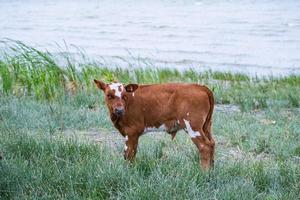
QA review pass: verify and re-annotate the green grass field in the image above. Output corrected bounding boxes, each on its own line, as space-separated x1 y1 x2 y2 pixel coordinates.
0 41 300 199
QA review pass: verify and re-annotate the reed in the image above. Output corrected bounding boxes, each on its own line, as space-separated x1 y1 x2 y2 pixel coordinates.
0 40 299 111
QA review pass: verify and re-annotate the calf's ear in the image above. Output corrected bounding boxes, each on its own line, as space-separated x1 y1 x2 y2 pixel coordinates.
94 79 106 91
125 83 138 92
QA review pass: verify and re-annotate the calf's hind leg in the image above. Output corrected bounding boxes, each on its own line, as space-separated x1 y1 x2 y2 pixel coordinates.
206 122 215 167
193 136 215 170
184 119 215 170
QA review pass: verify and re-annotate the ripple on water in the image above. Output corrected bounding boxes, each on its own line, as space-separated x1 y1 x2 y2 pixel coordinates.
0 0 299 76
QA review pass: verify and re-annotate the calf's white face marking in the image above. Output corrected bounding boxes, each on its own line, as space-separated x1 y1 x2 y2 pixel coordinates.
183 119 201 138
109 82 124 98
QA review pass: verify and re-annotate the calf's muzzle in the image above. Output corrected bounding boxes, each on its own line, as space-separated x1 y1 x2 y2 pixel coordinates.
114 106 124 116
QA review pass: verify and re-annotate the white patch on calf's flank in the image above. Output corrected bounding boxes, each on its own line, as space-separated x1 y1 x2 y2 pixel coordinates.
124 144 128 151
132 92 135 97
187 112 190 116
183 119 201 138
108 82 124 98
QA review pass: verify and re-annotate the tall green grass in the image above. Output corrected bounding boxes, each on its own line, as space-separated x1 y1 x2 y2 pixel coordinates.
0 40 299 111
0 96 299 199
1 40 299 199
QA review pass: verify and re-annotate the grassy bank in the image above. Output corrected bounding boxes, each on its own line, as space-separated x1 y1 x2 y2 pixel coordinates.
0 40 299 111
0 96 299 199
0 41 300 199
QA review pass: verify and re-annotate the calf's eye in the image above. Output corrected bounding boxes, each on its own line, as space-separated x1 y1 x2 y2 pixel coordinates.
107 94 113 99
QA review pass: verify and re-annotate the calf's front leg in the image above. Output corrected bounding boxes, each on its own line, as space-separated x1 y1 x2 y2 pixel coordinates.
124 134 139 161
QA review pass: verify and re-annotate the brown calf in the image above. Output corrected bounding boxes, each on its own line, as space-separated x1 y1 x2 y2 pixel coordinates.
94 80 215 170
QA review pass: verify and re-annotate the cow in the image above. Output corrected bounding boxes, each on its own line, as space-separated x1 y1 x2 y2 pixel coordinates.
94 80 215 170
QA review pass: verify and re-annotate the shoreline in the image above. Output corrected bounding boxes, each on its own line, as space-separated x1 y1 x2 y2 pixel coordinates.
0 41 299 111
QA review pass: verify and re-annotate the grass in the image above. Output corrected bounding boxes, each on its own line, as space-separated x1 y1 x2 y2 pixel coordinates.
0 40 300 199
0 96 299 199
0 40 299 111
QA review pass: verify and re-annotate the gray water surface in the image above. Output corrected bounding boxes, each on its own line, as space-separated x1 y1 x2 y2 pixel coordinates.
1 0 300 76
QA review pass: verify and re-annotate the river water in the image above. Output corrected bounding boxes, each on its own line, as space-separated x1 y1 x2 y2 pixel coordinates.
1 0 300 76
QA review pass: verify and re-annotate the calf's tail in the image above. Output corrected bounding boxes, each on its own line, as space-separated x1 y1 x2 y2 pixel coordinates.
201 86 214 141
